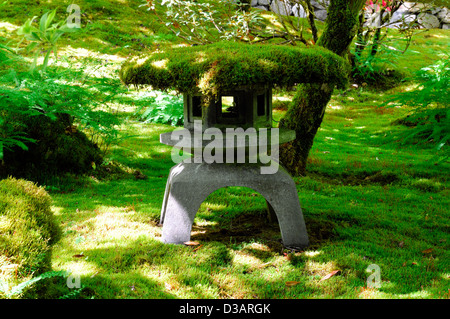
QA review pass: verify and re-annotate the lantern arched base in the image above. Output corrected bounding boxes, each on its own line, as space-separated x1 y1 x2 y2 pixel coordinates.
159 161 309 250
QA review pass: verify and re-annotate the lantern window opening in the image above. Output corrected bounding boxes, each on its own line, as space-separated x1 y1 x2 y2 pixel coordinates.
257 94 266 117
192 96 202 118
220 96 239 119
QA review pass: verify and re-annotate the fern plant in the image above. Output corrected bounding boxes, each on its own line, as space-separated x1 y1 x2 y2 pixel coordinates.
0 270 68 298
386 55 449 161
139 93 184 126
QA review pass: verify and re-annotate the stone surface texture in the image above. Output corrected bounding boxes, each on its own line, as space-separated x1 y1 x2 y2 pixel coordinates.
160 161 310 249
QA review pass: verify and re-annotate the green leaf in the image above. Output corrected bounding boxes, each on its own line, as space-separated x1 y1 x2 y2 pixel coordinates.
39 11 50 32
28 31 41 41
50 30 65 44
16 17 35 35
13 140 29 151
25 42 39 52
45 10 57 30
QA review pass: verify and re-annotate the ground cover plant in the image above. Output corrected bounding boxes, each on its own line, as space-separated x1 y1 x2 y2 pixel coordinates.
0 1 448 299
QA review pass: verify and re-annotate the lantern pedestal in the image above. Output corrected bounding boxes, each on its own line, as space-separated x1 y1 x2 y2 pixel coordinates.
159 161 309 250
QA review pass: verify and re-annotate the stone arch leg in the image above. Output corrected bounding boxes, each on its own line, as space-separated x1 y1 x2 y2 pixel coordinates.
160 162 309 249
261 172 309 249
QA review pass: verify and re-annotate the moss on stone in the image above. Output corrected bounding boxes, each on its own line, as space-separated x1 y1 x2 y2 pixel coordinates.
119 41 350 98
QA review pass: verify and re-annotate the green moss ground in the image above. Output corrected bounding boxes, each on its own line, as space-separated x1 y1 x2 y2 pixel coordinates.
0 1 448 299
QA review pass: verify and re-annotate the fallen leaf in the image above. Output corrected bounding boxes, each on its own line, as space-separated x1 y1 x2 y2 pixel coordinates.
72 254 85 258
193 244 203 252
422 248 433 254
184 241 200 246
320 270 340 282
285 281 301 287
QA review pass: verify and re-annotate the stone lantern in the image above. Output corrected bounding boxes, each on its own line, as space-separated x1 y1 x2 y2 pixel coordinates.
120 41 349 250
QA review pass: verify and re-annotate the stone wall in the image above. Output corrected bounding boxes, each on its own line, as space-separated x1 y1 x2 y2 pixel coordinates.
250 0 450 29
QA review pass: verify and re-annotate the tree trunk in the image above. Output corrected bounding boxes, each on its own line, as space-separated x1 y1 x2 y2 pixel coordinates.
279 0 365 176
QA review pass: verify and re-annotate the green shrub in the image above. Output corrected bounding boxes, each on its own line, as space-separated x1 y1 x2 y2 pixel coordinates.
138 92 184 126
386 56 449 160
0 110 103 179
1 10 123 180
0 177 61 283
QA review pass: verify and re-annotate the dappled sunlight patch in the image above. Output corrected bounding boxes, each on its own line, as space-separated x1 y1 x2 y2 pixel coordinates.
92 211 159 240
0 21 19 32
212 271 250 299
51 206 64 216
57 211 161 253
59 45 125 64
357 286 386 299
233 251 264 269
304 250 322 258
304 260 338 278
56 260 99 279
151 59 169 69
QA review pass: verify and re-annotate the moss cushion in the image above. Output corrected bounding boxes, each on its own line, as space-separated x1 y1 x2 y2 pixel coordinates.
119 41 350 96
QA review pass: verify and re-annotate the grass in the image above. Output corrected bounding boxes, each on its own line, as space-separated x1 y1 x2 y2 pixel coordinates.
1 1 449 299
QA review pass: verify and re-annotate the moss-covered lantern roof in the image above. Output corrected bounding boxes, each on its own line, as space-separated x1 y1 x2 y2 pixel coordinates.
119 41 350 96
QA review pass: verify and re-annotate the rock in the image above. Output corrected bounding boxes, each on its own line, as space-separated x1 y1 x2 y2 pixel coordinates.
249 0 449 29
401 2 428 13
310 0 326 10
417 13 440 28
270 0 292 16
442 24 450 29
437 8 450 24
314 9 328 21
258 0 270 5
365 11 383 27
254 5 268 11
292 4 306 18
388 14 417 28
430 7 442 15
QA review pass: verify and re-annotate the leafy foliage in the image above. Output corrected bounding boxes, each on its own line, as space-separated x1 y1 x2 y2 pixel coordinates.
142 0 264 45
0 10 124 179
352 0 419 86
139 93 184 126
1 270 68 298
387 56 449 159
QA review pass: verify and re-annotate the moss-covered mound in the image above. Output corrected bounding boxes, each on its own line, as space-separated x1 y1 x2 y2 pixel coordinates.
0 177 61 278
0 111 103 181
119 41 350 97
